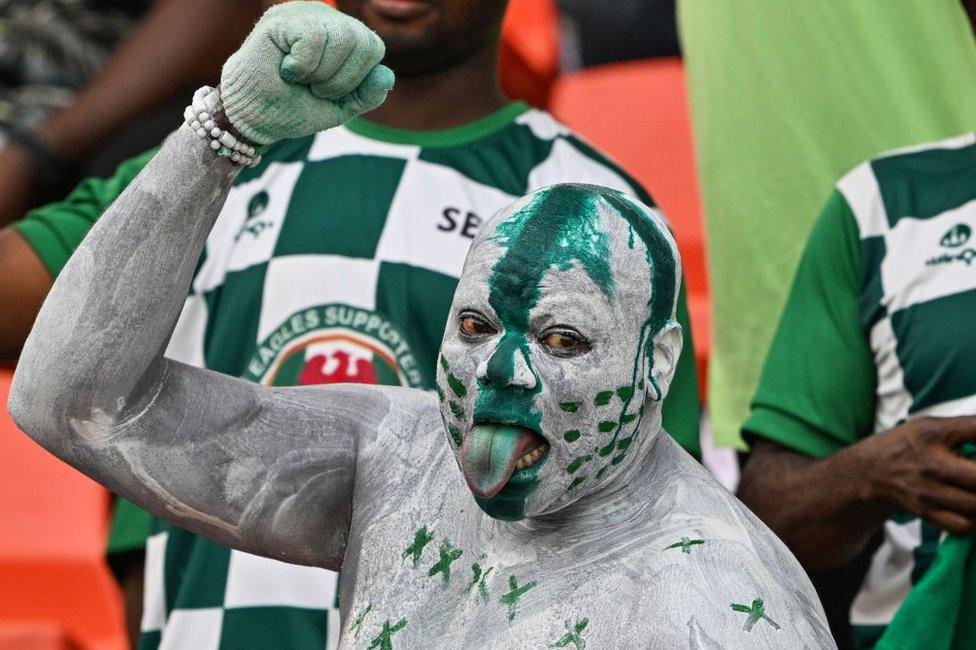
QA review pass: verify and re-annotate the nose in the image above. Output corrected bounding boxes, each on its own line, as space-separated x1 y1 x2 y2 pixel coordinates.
477 335 537 390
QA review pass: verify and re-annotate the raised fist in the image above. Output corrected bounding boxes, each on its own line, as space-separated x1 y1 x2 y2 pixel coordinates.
220 1 395 146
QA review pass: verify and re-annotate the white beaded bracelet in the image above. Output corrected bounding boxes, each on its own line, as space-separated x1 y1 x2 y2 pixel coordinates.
184 86 262 167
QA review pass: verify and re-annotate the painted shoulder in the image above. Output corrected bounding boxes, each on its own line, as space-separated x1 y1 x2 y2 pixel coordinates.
635 444 833 647
342 384 446 467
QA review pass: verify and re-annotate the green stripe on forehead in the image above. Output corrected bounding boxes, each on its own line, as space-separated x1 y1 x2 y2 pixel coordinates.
598 190 677 334
487 185 615 330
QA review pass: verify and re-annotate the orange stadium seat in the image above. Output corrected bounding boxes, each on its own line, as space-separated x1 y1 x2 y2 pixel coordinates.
0 369 126 650
499 0 561 107
549 58 711 398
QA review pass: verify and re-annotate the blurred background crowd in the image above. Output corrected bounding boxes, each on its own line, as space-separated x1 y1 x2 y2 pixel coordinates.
0 0 974 649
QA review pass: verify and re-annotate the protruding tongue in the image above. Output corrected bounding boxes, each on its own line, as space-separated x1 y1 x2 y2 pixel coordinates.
461 424 536 499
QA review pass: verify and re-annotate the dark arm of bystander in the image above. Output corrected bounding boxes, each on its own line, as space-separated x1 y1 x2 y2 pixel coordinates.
739 417 976 571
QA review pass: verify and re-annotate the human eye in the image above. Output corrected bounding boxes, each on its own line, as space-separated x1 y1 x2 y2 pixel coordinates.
458 310 497 340
539 326 591 358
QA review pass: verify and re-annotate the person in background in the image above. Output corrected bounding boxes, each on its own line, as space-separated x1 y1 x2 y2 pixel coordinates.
678 1 976 453
738 134 976 649
0 0 267 227
2 1 701 647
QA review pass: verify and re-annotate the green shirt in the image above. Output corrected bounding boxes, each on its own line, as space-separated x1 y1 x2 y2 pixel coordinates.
744 133 976 648
678 0 976 447
14 103 702 649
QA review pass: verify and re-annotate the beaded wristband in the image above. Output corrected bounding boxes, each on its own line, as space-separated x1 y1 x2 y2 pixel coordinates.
184 86 262 167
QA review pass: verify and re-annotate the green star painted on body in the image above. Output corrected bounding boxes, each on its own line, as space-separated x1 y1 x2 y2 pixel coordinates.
401 527 434 568
427 539 463 584
351 602 372 638
499 575 536 621
465 558 494 601
664 536 704 554
552 618 589 649
368 618 407 650
731 598 781 632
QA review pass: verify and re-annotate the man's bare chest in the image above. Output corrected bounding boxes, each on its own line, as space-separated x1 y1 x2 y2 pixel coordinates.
335 501 686 649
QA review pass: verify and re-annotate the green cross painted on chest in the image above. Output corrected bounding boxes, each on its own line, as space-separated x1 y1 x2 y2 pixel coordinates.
552 618 589 649
731 598 781 632
664 536 705 554
466 558 494 600
368 618 407 650
499 575 537 621
351 603 372 638
401 527 434 568
427 539 463 584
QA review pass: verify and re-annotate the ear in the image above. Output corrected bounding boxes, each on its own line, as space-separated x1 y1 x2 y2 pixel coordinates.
644 320 682 402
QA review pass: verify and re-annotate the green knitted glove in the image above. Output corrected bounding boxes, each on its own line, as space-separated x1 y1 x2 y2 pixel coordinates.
220 1 394 146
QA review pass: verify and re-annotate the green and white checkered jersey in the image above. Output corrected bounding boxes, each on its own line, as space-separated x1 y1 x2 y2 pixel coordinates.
140 102 702 650
743 132 976 649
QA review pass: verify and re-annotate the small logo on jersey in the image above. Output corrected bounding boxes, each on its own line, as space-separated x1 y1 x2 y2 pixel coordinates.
236 190 274 241
926 223 976 267
243 304 425 388
940 223 971 248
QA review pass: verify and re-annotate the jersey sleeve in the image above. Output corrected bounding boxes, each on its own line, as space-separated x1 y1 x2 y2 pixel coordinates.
11 148 158 277
742 189 877 458
106 497 153 556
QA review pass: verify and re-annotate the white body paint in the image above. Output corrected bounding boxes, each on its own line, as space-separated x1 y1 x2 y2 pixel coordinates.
8 123 833 648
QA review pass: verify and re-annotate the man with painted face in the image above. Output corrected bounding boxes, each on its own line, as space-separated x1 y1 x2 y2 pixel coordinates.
2 1 703 646
10 7 831 645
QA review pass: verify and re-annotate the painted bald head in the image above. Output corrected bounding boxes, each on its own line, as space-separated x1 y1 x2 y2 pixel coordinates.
436 183 683 521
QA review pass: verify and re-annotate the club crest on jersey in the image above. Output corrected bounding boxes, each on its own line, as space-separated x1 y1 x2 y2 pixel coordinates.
927 223 976 267
236 190 274 241
243 304 424 388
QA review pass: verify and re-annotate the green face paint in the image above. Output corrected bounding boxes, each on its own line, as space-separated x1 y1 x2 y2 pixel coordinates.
438 183 682 521
468 187 619 519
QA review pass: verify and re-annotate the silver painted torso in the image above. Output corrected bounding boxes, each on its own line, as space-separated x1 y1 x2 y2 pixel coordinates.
338 397 831 649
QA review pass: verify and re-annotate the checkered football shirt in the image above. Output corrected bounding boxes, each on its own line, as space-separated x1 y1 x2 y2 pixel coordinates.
744 132 976 649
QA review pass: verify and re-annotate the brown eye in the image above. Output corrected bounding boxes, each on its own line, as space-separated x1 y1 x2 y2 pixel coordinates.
540 328 591 357
459 312 496 338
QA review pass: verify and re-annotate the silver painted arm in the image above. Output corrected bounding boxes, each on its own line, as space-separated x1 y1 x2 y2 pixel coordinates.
7 125 401 569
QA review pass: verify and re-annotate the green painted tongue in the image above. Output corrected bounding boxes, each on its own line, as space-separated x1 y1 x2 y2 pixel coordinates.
461 424 526 499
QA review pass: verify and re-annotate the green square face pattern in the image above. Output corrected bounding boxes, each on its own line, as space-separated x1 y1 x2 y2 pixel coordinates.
203 263 268 377
219 607 329 650
891 287 976 413
375 262 459 388
165 528 232 611
273 156 407 259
